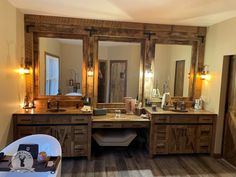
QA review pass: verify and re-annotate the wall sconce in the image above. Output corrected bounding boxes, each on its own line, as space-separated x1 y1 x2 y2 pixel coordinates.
145 69 153 78
200 65 211 80
18 66 30 75
87 55 93 77
87 67 94 77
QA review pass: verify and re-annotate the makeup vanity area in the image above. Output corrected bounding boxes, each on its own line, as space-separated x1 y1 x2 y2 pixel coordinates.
13 15 217 160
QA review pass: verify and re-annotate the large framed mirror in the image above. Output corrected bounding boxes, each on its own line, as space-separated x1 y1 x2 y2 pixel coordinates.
149 39 197 101
96 39 144 104
34 35 86 99
154 44 192 97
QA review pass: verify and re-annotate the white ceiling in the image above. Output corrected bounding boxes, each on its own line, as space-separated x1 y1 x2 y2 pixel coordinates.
8 0 236 26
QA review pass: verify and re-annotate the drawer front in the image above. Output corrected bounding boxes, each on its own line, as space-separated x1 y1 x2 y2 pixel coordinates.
49 115 71 124
199 116 213 123
153 115 169 123
154 125 168 141
93 122 122 128
170 115 198 123
155 140 168 154
16 115 33 124
32 115 50 124
71 116 89 124
73 144 88 156
72 126 88 144
122 122 149 128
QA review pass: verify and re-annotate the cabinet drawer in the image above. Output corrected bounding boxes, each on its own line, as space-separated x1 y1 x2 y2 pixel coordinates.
93 122 122 128
73 144 88 156
153 115 169 123
32 115 50 124
199 116 213 123
155 140 168 154
72 126 88 143
16 115 33 124
71 116 89 124
49 115 71 124
170 115 198 123
122 122 149 128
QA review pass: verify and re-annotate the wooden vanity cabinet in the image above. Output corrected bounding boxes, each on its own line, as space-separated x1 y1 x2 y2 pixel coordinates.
13 114 91 159
149 114 216 157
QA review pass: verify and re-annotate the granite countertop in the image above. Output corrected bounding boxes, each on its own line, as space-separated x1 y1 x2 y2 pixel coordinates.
13 107 93 115
92 113 150 122
144 107 217 116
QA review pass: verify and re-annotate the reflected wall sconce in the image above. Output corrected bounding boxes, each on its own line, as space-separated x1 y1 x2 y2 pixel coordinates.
200 65 211 80
87 55 93 77
145 69 153 78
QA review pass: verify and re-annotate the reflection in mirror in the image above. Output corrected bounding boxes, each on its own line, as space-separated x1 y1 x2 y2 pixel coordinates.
39 38 83 96
45 53 59 95
153 44 192 97
98 41 141 103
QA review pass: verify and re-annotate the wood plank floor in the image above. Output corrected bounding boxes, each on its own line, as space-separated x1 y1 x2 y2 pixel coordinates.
62 149 236 177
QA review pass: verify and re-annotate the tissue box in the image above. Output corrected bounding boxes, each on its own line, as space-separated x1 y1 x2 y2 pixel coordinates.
93 108 107 116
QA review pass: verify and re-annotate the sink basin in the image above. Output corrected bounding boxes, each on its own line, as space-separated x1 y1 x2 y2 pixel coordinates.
171 109 188 112
47 108 66 112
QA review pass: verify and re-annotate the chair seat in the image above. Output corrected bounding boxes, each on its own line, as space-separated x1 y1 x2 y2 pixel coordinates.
93 130 137 146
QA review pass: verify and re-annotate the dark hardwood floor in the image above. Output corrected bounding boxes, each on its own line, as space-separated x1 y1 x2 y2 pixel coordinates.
62 148 236 177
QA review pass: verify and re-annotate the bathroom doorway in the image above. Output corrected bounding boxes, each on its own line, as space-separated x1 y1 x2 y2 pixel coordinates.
223 55 236 166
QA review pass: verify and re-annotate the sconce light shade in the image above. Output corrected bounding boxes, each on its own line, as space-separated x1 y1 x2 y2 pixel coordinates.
200 65 211 80
87 67 94 77
18 66 30 75
145 69 153 78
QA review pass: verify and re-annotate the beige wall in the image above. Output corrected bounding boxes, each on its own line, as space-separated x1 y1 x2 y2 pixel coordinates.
60 43 83 94
0 0 25 148
203 17 236 154
154 44 191 96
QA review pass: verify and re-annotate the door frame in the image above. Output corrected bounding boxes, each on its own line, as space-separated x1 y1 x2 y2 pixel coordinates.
222 55 236 159
98 59 108 103
174 60 185 96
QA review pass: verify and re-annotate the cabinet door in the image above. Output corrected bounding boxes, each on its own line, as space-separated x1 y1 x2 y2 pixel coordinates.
16 126 36 139
168 125 197 154
197 125 212 153
36 126 52 135
52 126 72 157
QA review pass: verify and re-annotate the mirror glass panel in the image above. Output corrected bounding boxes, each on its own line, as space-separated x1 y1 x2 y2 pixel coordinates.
39 37 83 96
98 41 141 103
153 44 192 97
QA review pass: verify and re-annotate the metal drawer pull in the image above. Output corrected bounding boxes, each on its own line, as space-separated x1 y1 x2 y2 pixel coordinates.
74 132 85 135
74 118 85 121
156 143 165 147
103 124 112 127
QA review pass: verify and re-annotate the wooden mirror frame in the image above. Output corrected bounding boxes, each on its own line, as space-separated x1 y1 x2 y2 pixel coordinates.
32 33 88 100
24 14 206 103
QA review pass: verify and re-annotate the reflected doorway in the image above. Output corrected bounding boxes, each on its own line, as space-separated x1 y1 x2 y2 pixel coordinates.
223 55 236 166
109 60 127 102
174 60 185 96
98 60 108 103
